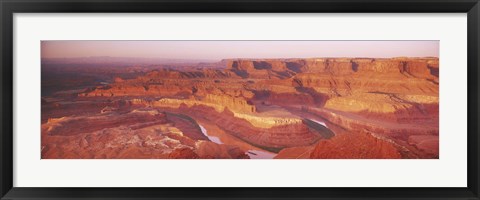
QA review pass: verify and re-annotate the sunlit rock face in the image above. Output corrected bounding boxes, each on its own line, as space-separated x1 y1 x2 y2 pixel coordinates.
308 131 403 159
42 108 248 159
42 57 439 159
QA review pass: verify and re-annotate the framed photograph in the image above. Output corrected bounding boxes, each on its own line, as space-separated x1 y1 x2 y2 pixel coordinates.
1 0 479 199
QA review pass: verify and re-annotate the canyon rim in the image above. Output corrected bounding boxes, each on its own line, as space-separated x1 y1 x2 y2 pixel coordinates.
41 41 439 159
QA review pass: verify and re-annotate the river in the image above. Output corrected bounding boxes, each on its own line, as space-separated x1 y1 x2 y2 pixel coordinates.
309 119 328 127
198 123 278 159
198 124 223 144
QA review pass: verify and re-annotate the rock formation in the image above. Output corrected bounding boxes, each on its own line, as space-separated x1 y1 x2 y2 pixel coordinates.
42 57 439 159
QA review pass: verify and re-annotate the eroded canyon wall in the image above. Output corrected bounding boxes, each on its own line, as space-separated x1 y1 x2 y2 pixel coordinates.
42 57 439 159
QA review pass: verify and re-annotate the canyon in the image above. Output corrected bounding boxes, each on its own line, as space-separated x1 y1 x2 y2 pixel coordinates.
42 57 439 159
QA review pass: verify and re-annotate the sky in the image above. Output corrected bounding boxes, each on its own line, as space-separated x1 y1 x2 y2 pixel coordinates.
41 41 439 60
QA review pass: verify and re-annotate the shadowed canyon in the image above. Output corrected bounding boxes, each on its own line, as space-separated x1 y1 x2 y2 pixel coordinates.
41 57 439 159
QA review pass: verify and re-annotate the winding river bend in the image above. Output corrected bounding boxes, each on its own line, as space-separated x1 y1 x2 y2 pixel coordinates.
171 109 335 159
303 118 335 139
198 124 223 144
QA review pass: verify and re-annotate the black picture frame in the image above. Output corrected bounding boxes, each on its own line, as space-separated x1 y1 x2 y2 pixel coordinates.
1 0 479 199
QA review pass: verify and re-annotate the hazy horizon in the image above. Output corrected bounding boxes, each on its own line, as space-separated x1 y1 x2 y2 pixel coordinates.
41 41 439 60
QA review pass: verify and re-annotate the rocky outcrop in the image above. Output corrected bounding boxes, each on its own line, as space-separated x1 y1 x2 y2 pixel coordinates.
41 108 250 159
44 109 168 136
309 131 402 159
195 141 249 159
275 131 403 159
226 59 294 79
149 94 256 114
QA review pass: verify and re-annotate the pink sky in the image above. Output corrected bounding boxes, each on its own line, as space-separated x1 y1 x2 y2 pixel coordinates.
41 41 439 60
